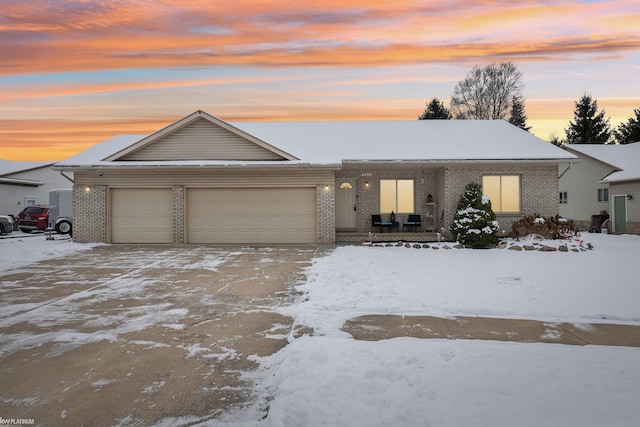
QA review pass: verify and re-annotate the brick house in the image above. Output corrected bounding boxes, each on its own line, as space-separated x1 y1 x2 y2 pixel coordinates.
54 110 576 244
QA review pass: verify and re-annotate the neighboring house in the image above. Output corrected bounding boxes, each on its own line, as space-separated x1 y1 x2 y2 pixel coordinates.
561 143 640 234
53 110 576 244
0 160 73 216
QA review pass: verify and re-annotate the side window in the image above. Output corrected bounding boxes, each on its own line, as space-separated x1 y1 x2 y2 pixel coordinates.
597 188 609 202
559 191 568 204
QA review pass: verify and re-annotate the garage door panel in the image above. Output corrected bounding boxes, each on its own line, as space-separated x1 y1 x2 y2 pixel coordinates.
111 188 173 244
187 188 316 244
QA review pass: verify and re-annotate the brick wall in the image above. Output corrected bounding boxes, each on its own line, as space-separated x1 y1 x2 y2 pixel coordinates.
336 168 440 232
317 184 336 244
443 164 558 235
73 184 107 243
336 164 558 237
173 186 185 244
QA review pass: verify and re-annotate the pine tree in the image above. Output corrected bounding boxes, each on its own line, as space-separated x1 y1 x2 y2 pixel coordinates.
450 182 499 248
508 96 532 132
564 94 613 144
418 98 452 120
548 133 564 146
616 107 640 144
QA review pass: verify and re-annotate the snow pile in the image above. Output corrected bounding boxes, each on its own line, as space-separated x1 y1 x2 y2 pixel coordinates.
0 233 103 271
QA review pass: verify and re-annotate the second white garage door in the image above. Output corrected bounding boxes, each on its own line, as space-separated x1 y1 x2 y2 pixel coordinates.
187 188 316 244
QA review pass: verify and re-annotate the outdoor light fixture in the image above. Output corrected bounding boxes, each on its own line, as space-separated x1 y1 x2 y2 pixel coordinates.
324 184 330 192
628 194 633 200
365 181 370 188
84 186 91 193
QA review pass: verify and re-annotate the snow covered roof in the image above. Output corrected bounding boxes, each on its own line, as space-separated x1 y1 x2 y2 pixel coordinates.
55 113 576 168
564 142 640 182
0 159 53 176
234 120 576 163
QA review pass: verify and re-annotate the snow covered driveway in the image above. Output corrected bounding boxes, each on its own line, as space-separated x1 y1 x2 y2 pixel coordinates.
0 242 316 426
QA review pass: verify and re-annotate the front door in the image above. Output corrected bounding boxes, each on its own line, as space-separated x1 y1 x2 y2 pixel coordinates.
613 195 627 233
335 179 357 230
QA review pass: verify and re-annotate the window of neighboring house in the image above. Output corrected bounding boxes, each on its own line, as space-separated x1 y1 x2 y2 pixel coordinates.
380 179 414 213
482 175 521 213
597 188 609 202
559 191 568 204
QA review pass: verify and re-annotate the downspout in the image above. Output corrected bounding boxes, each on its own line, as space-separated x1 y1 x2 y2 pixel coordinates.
59 171 74 184
558 162 572 179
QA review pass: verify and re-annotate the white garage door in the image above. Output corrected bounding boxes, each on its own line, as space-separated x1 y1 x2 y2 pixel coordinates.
187 188 316 244
111 188 173 243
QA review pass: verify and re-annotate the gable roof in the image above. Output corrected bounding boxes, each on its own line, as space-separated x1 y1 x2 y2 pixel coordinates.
105 110 298 162
564 142 640 182
55 111 576 169
0 160 52 186
0 160 53 176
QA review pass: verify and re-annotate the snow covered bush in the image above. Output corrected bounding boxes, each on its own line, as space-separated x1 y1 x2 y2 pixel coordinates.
509 214 580 240
450 182 499 248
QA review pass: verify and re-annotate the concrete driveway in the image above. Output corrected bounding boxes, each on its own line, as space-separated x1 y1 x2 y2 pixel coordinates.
0 244 318 426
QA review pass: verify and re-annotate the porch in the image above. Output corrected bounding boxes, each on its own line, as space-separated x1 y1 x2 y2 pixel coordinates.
336 231 441 243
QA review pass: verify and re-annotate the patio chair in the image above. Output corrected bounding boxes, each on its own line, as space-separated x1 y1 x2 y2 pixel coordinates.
371 214 392 232
402 214 422 232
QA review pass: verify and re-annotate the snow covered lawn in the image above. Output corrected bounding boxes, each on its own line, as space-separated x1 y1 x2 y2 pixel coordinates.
233 233 640 427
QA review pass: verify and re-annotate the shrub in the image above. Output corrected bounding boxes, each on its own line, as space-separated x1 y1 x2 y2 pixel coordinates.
508 214 580 240
450 182 499 248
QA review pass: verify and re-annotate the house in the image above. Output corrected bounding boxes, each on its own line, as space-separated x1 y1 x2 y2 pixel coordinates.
0 160 73 216
561 143 640 234
53 110 576 244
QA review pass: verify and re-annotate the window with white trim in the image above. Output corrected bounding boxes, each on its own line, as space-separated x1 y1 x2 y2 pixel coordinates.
597 188 609 202
380 179 414 213
482 175 521 213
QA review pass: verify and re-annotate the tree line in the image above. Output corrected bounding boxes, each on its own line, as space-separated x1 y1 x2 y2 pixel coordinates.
418 62 640 145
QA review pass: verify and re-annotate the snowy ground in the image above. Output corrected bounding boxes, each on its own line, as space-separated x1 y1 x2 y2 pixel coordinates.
2 232 640 426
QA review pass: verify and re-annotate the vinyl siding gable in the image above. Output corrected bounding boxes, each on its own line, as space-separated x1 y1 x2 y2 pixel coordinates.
121 118 285 161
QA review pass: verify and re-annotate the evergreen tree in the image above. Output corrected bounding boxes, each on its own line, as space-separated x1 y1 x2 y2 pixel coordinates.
508 96 532 132
450 182 499 249
616 107 640 144
418 98 452 120
548 133 564 146
564 94 613 144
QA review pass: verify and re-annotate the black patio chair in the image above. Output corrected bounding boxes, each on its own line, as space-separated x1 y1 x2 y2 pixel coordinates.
371 214 392 232
402 214 422 232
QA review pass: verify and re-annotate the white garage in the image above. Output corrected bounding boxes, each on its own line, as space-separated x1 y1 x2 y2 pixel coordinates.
110 188 173 243
187 187 316 244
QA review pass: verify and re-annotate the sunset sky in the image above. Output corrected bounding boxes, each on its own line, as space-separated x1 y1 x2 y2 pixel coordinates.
1 0 639 161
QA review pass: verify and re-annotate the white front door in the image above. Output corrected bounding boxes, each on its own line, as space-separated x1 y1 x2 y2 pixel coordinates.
335 179 357 230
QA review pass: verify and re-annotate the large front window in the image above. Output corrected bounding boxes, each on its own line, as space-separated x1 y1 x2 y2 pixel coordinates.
482 175 520 213
380 179 414 213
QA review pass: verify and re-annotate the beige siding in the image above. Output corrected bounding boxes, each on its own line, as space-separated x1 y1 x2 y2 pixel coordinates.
559 155 615 221
122 118 284 161
187 188 316 243
110 188 173 243
610 181 640 222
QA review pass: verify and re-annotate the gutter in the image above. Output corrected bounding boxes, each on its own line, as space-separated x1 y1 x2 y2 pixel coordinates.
59 171 74 183
558 162 572 179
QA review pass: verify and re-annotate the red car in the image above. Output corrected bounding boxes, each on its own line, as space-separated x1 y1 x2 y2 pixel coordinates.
17 206 49 233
